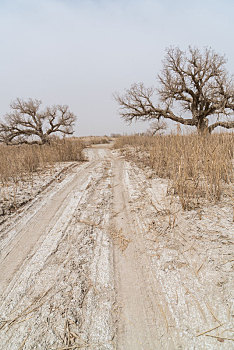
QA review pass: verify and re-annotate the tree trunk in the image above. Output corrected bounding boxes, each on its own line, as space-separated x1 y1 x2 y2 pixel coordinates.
197 118 209 135
40 135 50 144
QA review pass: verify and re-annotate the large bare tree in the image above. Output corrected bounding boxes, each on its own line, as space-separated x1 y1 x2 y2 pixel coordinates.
115 47 234 134
0 98 77 144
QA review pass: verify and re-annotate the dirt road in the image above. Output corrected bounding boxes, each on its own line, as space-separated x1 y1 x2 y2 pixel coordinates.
0 144 233 349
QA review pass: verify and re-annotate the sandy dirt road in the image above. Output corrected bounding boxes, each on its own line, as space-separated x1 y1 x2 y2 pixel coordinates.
0 144 233 349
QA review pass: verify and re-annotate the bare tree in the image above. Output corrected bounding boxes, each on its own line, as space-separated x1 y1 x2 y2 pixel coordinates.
0 98 77 144
115 47 234 134
146 120 167 136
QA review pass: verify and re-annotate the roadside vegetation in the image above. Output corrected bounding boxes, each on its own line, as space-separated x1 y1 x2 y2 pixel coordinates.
114 132 234 210
0 138 85 186
80 135 111 146
0 97 85 188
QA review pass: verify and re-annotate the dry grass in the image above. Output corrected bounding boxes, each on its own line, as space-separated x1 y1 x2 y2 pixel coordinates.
0 138 85 185
110 227 131 252
114 133 234 209
80 136 111 146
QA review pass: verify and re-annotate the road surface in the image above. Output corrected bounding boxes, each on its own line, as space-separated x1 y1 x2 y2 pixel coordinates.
0 144 233 349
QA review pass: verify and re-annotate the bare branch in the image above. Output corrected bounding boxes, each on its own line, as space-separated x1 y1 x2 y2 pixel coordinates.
0 99 77 144
208 120 234 133
115 46 234 134
146 120 167 135
115 83 194 126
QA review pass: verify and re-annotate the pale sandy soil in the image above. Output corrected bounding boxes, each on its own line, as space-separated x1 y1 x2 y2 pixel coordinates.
0 162 77 222
0 144 233 349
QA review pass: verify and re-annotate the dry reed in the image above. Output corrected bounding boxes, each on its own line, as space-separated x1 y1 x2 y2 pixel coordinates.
80 136 111 146
0 138 85 186
114 133 234 209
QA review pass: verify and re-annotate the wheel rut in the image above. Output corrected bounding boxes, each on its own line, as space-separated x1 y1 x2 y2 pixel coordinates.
111 157 178 349
0 144 232 350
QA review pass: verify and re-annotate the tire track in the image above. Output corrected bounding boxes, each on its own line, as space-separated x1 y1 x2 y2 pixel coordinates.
0 146 115 350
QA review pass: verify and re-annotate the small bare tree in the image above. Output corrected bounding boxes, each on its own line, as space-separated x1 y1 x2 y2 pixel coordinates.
146 120 167 135
115 47 234 134
0 98 77 144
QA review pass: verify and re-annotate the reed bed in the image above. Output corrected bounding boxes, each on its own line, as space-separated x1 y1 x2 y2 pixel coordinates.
115 133 234 209
80 136 111 146
0 138 85 185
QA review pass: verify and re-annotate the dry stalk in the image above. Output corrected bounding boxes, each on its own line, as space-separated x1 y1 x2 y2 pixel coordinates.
157 303 169 332
196 258 207 275
0 138 85 203
18 333 30 350
110 228 131 252
56 340 113 350
114 133 234 210
205 334 234 342
205 301 222 325
196 323 223 337
4 287 53 330
184 288 207 323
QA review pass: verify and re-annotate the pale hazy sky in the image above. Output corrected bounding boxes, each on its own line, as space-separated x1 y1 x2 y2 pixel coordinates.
0 0 233 136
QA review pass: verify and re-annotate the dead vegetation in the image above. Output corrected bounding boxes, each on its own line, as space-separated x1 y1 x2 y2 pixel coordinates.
0 138 85 216
80 136 111 146
114 133 234 209
109 226 131 252
0 138 85 185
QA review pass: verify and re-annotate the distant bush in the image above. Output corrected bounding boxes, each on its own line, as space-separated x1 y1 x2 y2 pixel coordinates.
80 136 111 146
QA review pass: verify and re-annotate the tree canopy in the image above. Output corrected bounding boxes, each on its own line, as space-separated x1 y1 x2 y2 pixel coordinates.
115 47 234 134
0 98 77 144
